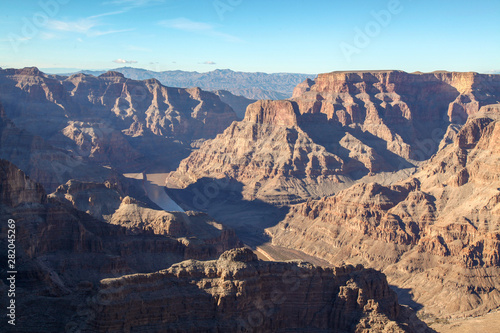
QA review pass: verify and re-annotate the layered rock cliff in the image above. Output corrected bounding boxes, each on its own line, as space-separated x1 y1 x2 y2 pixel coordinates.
0 160 432 332
267 109 500 318
167 71 500 205
72 248 429 333
167 99 353 205
0 159 241 332
0 67 237 172
49 178 239 254
0 102 123 192
294 71 500 125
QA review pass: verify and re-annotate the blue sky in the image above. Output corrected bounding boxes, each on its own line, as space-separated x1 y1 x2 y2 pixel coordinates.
0 0 499 74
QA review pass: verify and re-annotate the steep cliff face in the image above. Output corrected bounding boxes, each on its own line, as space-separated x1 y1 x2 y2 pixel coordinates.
61 72 236 139
213 89 257 120
0 102 123 192
0 161 431 332
267 110 500 318
0 68 237 173
1 159 241 276
167 71 500 205
296 71 500 125
0 156 46 207
0 68 236 140
49 178 240 256
61 121 142 164
72 248 427 333
0 160 241 332
167 99 353 205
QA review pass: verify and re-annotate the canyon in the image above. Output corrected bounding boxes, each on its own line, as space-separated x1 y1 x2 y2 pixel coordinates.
267 108 500 319
0 67 237 184
72 248 430 332
167 71 500 206
0 159 240 332
0 159 428 332
2 67 500 331
165 71 500 325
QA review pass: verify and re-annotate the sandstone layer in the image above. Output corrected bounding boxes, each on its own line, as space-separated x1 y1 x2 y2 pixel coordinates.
167 71 500 205
267 110 500 318
0 67 237 172
0 159 240 332
0 102 123 192
73 248 430 333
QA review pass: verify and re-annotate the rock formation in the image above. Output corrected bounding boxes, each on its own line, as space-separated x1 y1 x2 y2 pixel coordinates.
0 159 241 332
3 68 499 330
213 89 257 120
71 248 430 333
0 160 432 332
49 178 238 248
0 102 122 192
266 109 500 318
0 67 237 173
167 71 500 205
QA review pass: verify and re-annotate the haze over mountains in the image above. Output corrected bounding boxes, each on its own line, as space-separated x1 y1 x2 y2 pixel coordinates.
1 66 500 332
63 67 315 101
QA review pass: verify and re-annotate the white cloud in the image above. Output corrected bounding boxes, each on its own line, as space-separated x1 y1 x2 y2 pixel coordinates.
89 29 134 37
159 17 242 42
88 10 127 19
113 59 138 64
47 18 97 34
47 16 133 38
40 32 57 40
160 18 213 32
202 61 216 65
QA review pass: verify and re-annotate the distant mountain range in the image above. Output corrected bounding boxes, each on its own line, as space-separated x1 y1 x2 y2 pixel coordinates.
60 67 315 100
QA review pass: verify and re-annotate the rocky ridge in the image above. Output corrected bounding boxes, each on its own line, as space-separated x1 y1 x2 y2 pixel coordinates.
0 159 432 332
49 178 237 245
0 159 241 332
266 108 500 318
167 71 500 205
73 248 430 333
0 67 237 172
79 67 315 100
0 102 123 192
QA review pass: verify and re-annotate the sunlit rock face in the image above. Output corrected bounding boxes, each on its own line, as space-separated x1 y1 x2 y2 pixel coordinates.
0 67 238 179
267 109 500 318
167 71 500 205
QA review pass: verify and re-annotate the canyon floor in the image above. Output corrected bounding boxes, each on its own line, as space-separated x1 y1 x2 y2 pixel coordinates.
429 310 500 333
